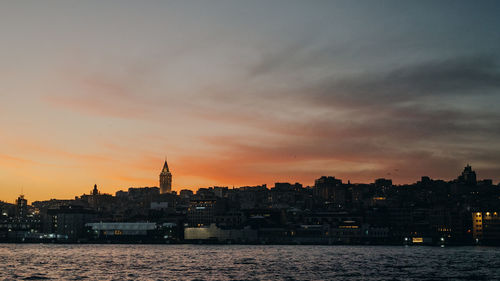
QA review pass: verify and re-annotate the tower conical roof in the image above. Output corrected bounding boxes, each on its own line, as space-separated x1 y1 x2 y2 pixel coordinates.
162 160 170 173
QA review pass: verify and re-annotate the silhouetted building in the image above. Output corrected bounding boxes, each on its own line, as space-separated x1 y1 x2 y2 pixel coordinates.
80 184 115 215
92 184 99 196
374 178 393 194
478 179 493 186
187 199 222 226
180 189 194 199
5 162 500 245
420 176 433 186
273 182 302 192
86 222 157 242
47 205 96 242
314 176 342 201
16 195 28 219
184 223 257 243
458 164 477 185
159 160 172 194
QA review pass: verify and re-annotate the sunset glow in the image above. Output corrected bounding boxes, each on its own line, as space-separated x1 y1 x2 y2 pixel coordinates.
1 1 500 202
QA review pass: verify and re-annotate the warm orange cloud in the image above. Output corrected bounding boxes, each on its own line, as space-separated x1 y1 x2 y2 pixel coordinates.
0 153 39 167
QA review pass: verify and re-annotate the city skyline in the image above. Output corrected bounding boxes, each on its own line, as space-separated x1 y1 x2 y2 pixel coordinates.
3 2 500 280
1 1 500 202
2 160 496 203
3 162 497 246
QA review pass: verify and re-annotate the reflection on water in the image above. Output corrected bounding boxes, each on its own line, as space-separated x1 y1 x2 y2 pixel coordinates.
1 244 500 280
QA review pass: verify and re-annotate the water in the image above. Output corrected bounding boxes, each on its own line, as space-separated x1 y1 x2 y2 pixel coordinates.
1 244 500 280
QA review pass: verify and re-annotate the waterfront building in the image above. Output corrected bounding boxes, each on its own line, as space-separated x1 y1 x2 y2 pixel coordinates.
187 199 220 227
184 223 257 243
86 222 156 238
47 205 96 241
4 164 500 245
473 211 500 245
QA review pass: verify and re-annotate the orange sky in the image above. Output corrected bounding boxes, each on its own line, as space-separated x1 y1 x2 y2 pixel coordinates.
1 1 500 203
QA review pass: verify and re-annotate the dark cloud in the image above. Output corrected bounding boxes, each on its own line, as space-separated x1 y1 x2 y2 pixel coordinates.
195 100 500 146
189 55 500 184
247 33 351 79
248 37 313 78
310 56 500 107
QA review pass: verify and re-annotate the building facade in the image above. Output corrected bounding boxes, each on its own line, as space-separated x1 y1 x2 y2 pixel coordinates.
473 211 500 245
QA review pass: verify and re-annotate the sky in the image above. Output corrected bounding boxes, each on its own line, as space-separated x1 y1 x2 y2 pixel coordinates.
1 1 500 202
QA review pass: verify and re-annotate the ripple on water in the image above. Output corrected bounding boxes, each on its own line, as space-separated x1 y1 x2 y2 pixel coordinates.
22 274 49 280
1 245 500 280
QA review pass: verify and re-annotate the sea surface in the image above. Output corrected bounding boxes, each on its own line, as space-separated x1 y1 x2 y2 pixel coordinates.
1 244 500 280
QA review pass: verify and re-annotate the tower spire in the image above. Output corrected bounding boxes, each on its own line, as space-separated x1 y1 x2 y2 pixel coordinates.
159 157 172 193
162 158 169 173
92 184 99 195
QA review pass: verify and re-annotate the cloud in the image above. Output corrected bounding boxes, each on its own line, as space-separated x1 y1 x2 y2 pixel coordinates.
175 134 469 185
44 94 148 119
42 63 176 120
194 97 500 146
37 53 500 188
247 31 325 78
309 56 500 107
0 153 39 167
180 55 500 185
201 54 500 145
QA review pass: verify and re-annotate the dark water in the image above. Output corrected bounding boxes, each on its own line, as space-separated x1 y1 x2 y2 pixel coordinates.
1 244 500 280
